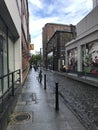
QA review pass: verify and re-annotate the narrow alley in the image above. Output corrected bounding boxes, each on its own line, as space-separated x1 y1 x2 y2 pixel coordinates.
7 68 86 130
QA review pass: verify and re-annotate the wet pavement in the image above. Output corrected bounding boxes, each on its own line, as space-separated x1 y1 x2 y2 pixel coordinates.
43 69 98 130
7 68 86 130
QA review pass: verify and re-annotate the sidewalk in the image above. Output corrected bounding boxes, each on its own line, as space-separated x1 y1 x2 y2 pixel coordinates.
7 69 86 130
52 70 98 87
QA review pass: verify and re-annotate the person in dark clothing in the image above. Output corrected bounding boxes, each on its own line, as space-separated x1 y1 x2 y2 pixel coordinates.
38 70 42 83
34 65 38 71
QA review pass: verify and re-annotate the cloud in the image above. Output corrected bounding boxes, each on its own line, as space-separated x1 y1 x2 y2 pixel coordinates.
28 0 42 9
28 0 92 53
29 16 59 53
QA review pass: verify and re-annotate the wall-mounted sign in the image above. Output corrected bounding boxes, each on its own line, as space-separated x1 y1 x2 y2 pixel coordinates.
29 44 34 50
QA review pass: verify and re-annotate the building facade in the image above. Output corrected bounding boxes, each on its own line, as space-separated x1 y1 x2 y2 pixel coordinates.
65 5 98 76
93 0 98 8
0 0 30 92
21 0 30 82
42 23 76 68
47 31 74 71
0 1 30 130
0 0 21 94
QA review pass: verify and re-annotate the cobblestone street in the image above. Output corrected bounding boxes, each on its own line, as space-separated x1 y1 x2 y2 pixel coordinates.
43 70 98 130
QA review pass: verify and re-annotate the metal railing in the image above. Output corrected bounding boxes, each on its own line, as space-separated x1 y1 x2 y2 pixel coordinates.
0 69 21 112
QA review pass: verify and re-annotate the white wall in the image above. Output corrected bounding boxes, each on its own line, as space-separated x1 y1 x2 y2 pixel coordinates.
65 5 98 72
93 0 98 8
76 6 98 38
4 0 22 71
14 39 22 71
4 0 21 35
8 38 14 72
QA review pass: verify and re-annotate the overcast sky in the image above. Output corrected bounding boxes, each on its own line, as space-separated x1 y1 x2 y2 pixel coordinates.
28 0 93 54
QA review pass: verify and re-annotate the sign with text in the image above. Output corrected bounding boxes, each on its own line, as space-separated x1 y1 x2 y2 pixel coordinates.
29 44 34 50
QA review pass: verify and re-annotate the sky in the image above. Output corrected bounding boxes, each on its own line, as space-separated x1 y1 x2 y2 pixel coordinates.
28 0 93 54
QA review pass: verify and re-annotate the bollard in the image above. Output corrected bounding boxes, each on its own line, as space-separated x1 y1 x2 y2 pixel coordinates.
55 82 59 111
44 74 46 90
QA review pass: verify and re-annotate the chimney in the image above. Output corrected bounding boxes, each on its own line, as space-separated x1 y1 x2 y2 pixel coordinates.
93 0 98 8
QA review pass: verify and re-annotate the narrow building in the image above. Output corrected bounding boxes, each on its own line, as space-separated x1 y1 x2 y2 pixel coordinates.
0 1 30 130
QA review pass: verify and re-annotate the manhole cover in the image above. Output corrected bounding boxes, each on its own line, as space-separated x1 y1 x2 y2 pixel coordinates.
13 112 31 123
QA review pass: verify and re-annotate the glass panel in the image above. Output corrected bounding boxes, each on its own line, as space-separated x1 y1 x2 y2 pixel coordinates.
82 42 98 74
8 37 14 72
0 36 3 95
0 18 8 93
3 77 8 93
3 39 8 93
68 48 77 72
0 36 3 77
0 79 2 97
3 38 7 75
8 31 15 89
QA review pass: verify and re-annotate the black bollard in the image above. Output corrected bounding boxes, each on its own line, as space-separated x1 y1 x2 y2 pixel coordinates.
55 82 59 111
44 74 46 90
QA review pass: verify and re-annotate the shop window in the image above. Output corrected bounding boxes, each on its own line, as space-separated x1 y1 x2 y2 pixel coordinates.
82 42 98 74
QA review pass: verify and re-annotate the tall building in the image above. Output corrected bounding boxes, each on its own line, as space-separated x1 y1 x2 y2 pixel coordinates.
42 23 76 68
65 5 98 75
21 0 30 82
0 1 30 130
93 0 98 8
0 0 21 78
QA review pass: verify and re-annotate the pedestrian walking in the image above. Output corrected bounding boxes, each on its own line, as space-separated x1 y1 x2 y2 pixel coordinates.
38 70 42 83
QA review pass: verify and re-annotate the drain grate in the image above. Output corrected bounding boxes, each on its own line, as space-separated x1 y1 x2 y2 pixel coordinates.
13 112 31 123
